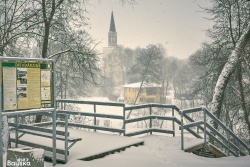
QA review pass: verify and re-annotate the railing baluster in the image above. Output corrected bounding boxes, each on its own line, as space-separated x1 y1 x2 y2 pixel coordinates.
172 108 175 137
52 109 57 166
65 114 69 163
94 104 96 132
15 115 18 148
227 129 230 156
123 105 126 136
181 111 184 150
203 108 207 145
150 105 152 135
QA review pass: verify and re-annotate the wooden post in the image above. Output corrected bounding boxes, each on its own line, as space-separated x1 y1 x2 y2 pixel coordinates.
172 108 175 137
181 111 184 150
150 106 152 135
0 82 2 167
52 59 57 166
21 115 25 124
123 105 126 136
227 129 230 156
15 115 18 148
94 104 96 132
64 114 69 163
197 126 199 134
203 108 207 145
52 110 57 166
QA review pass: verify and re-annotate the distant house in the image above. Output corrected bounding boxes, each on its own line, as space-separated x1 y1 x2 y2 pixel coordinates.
123 82 162 104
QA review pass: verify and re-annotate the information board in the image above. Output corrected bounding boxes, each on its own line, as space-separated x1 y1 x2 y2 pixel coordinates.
0 61 53 111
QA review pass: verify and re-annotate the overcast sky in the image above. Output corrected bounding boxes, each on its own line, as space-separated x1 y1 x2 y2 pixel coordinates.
86 0 213 59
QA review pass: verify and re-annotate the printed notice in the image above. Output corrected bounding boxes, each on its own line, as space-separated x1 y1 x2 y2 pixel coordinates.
17 68 28 109
3 67 17 110
41 68 52 108
1 61 53 111
41 87 51 100
41 70 51 87
27 68 41 109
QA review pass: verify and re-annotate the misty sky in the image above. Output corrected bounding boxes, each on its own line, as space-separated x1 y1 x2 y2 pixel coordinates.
86 0 213 59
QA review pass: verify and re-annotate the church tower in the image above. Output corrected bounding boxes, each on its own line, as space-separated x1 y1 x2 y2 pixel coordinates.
108 11 117 46
101 11 123 100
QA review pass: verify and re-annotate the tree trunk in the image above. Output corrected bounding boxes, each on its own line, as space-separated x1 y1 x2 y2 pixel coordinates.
42 22 50 58
211 24 250 129
237 64 250 140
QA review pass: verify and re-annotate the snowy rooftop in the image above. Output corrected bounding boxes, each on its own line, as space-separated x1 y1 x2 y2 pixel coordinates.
123 82 161 88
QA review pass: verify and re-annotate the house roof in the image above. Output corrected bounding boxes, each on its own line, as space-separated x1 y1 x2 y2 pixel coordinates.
123 82 161 88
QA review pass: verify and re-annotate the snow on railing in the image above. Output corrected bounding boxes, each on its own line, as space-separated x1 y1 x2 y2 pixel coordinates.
180 107 250 156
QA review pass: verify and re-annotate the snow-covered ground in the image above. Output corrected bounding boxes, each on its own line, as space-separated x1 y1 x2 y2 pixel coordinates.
4 97 250 167
42 134 249 167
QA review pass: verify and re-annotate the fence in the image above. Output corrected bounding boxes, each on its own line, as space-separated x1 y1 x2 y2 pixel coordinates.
56 99 125 134
6 100 250 162
56 100 186 137
180 107 250 156
124 104 181 136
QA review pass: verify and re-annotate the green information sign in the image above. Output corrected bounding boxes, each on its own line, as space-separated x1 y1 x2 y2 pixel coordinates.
0 61 53 111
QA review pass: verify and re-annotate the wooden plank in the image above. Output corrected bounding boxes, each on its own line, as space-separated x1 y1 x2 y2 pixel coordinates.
182 107 203 115
125 115 177 124
56 99 125 107
57 110 124 120
151 115 175 121
125 104 151 111
80 140 144 161
29 121 54 127
9 121 53 128
10 138 68 155
174 118 181 125
206 124 245 156
44 154 66 164
125 129 151 137
150 104 180 111
207 143 227 157
152 128 174 134
185 142 227 158
18 129 81 143
185 127 203 138
185 143 204 153
183 121 204 129
19 124 69 136
4 109 54 117
57 121 124 133
204 108 250 152
18 129 65 141
125 116 151 123
67 137 82 142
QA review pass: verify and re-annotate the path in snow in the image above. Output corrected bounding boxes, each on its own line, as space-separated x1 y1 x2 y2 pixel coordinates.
44 134 250 167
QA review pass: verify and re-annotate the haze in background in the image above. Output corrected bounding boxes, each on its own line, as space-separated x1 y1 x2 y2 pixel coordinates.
86 0 213 59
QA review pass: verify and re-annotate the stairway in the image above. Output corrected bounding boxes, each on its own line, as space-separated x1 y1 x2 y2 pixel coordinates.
180 107 250 157
184 142 227 158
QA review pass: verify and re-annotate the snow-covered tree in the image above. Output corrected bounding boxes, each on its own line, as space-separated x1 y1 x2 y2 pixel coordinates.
129 44 165 84
191 0 250 140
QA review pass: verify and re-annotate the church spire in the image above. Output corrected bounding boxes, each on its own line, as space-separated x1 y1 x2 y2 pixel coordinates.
109 11 116 32
108 11 117 46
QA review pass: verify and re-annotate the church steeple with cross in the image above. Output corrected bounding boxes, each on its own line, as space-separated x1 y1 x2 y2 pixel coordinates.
108 11 117 46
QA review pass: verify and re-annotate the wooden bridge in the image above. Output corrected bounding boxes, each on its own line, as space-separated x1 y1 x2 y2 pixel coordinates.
6 99 250 164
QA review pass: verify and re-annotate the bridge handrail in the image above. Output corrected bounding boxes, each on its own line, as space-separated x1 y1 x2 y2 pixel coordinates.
55 101 187 137
124 103 181 137
125 103 180 114
203 108 249 152
181 107 250 155
57 99 125 107
57 110 124 120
